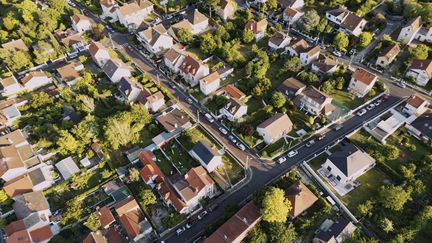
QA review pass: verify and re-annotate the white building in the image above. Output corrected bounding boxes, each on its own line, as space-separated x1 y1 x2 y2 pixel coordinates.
200 72 221 96
297 86 333 115
375 44 400 68
403 94 429 116
268 32 292 50
189 141 222 173
326 6 366 37
137 24 173 55
71 14 92 33
348 68 378 98
217 0 236 21
102 58 131 83
0 76 24 96
88 41 110 67
163 48 186 73
300 46 320 66
220 98 248 121
185 9 209 35
119 77 142 102
245 19 268 41
100 0 119 21
117 1 154 30
286 39 309 57
283 7 304 25
311 57 338 75
406 59 432 86
178 55 210 87
279 0 305 9
21 71 52 90
55 157 80 180
13 191 51 220
257 113 293 144
397 16 422 44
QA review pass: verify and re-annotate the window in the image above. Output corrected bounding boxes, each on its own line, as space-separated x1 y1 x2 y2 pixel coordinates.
381 60 384 64
336 175 341 181
327 166 332 171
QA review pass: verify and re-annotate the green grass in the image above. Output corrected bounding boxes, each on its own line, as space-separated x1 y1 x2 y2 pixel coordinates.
260 137 299 158
415 222 432 243
329 90 364 110
162 141 199 174
186 47 207 60
237 133 261 148
153 150 176 176
266 57 287 89
217 155 245 185
178 127 220 150
308 153 327 170
246 97 264 115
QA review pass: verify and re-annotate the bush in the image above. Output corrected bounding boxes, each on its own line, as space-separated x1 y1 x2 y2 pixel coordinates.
162 212 186 228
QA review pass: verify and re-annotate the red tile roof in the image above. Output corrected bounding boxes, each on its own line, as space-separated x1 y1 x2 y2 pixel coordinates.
139 151 164 182
29 225 53 242
407 94 427 108
352 68 377 85
119 209 145 240
285 181 318 218
97 207 115 229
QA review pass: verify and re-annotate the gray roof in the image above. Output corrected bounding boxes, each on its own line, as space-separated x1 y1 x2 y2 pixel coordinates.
13 191 49 219
277 77 306 97
28 168 45 185
410 111 432 139
327 143 375 177
315 218 354 242
190 141 219 165
103 59 126 78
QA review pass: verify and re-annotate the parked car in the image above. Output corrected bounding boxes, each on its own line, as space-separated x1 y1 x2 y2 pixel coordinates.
228 135 237 144
176 227 186 235
205 113 214 123
395 81 406 88
317 134 325 140
128 45 134 51
236 142 246 151
197 210 208 220
208 204 219 212
333 124 343 131
306 139 315 147
277 156 287 164
374 99 382 106
287 150 298 157
356 108 367 116
219 127 228 135
169 82 176 89
332 50 342 57
187 98 193 104
366 104 375 110
185 223 191 229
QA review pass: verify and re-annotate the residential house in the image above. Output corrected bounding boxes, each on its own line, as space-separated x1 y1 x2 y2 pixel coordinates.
245 19 268 41
416 26 432 43
4 214 56 243
376 44 400 68
403 94 428 116
139 151 164 186
1 39 29 52
397 16 422 44
277 77 306 98
179 55 210 87
285 181 318 218
214 84 246 100
156 108 191 133
311 57 338 75
21 71 52 90
405 111 432 145
300 46 320 66
0 130 41 182
13 191 51 220
297 86 333 115
89 41 110 67
136 89 166 112
97 207 116 229
220 97 248 121
168 9 209 39
321 143 375 186
100 0 119 21
217 0 236 21
189 141 222 173
286 39 309 56
326 6 367 36
313 218 357 243
0 76 24 96
283 7 304 25
56 60 84 86
0 98 26 128
71 14 93 33
348 68 378 98
406 59 432 86
204 202 261 243
55 29 87 52
119 77 142 102
55 157 80 180
278 0 305 9
114 197 154 242
163 48 186 73
257 113 293 144
103 58 131 83
200 72 221 95
83 231 107 243
137 24 174 55
117 1 154 30
171 166 216 212
268 32 292 50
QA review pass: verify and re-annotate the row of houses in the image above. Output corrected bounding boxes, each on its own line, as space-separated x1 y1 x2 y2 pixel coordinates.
99 0 155 30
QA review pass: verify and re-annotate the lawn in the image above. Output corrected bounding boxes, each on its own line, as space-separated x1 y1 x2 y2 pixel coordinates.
236 132 261 148
266 57 288 89
153 150 176 176
308 153 327 170
178 126 221 150
246 97 264 115
260 137 299 158
329 90 364 110
217 155 245 185
162 141 199 175
186 47 208 60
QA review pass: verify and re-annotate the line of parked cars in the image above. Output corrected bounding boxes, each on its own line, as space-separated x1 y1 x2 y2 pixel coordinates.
356 96 385 117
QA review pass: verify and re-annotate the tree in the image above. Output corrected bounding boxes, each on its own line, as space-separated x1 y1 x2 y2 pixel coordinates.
379 217 394 233
283 56 301 73
71 172 92 190
0 190 9 203
400 163 416 180
129 168 140 182
268 222 297 243
261 187 291 223
384 144 399 160
334 32 349 52
308 116 315 125
200 33 216 54
378 185 411 211
61 198 84 225
56 130 79 156
243 29 255 43
408 44 429 60
296 10 320 33
335 77 345 90
271 92 286 109
85 213 101 231
359 32 373 47
267 0 277 10
239 124 254 136
247 226 267 243
357 200 374 217
177 28 193 44
139 188 157 207
203 0 218 17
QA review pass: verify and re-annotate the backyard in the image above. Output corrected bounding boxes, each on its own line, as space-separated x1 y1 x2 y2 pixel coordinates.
161 140 199 175
216 155 245 185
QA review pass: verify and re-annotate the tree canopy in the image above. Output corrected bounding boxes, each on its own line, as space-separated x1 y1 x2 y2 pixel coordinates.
260 187 291 223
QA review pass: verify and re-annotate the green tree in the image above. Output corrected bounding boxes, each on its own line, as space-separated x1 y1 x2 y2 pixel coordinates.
271 92 286 109
56 130 79 156
0 189 9 203
409 44 429 60
177 28 193 44
357 200 374 218
268 222 297 243
71 172 92 190
378 185 411 211
247 226 267 243
61 198 85 225
296 10 320 33
129 168 140 182
283 56 301 73
200 33 216 54
379 217 394 233
139 189 157 207
266 0 278 10
261 187 291 223
359 32 373 47
243 29 255 43
384 144 399 160
334 32 349 52
400 163 416 180
85 213 101 231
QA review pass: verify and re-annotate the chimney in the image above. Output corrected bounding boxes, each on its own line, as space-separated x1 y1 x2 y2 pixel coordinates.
184 173 188 179
174 123 178 128
242 217 248 224
6 138 13 144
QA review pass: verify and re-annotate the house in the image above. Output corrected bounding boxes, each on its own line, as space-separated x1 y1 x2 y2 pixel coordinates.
163 48 186 73
326 6 367 36
83 231 107 243
406 111 432 144
55 29 87 51
300 46 320 66
200 72 221 95
311 57 338 75
397 16 422 44
21 71 52 90
406 59 432 86
376 44 400 68
119 77 142 102
56 60 84 86
139 151 164 186
297 86 333 115
97 207 115 229
4 215 56 243
0 98 25 128
286 39 309 56
114 197 153 242
416 26 432 43
348 68 378 98
136 89 165 112
71 14 93 33
217 0 237 21
171 166 216 212
179 55 210 87
204 202 261 243
0 76 24 96
313 217 357 243
257 113 293 144
184 9 209 35
103 58 131 83
89 41 110 67
214 84 246 100
100 0 119 21
283 7 304 25
13 191 51 220
137 24 174 55
0 130 41 182
55 157 80 180
278 0 305 9
116 1 154 30
245 19 268 41
285 181 318 218
1 39 29 52
156 108 191 133
220 97 248 121
321 143 375 186
277 77 306 98
403 94 428 116
268 32 292 50
189 141 222 173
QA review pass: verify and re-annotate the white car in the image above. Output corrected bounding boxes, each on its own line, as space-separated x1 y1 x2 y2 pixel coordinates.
374 99 382 106
205 113 215 123
277 156 287 164
219 127 228 135
305 139 315 147
197 210 208 220
287 150 298 157
228 135 237 144
176 227 186 235
236 142 246 151
366 104 375 110
332 50 342 57
356 108 367 116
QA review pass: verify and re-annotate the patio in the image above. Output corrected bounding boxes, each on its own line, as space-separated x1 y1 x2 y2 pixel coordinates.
318 167 360 196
